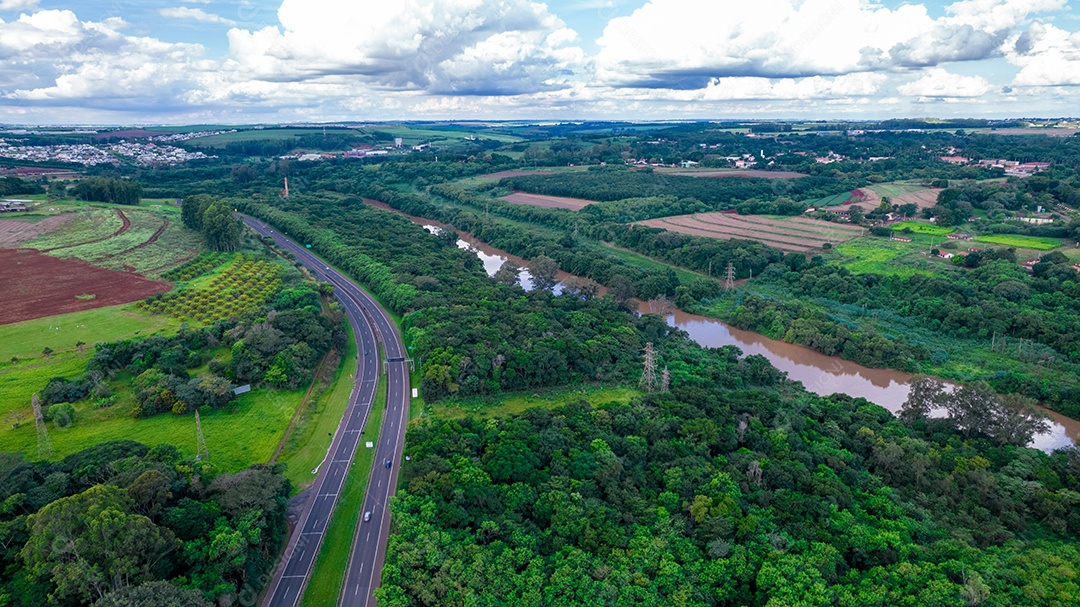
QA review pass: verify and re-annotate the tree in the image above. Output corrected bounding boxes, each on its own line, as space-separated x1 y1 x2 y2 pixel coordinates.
201 201 243 252
900 376 946 423
92 581 212 607
181 194 213 232
528 255 559 292
21 485 176 603
493 260 522 286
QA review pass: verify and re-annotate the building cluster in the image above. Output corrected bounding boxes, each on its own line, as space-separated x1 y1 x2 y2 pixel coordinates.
106 142 214 165
0 199 30 213
939 149 1050 177
0 140 211 166
0 142 115 165
148 130 237 143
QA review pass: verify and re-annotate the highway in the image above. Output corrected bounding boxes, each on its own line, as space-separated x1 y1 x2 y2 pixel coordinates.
243 215 410 607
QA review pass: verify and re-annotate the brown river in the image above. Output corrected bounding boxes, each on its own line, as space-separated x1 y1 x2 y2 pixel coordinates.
369 199 1079 452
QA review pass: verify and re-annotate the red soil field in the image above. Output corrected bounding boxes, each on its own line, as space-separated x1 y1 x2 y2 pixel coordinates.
500 191 596 210
0 248 170 325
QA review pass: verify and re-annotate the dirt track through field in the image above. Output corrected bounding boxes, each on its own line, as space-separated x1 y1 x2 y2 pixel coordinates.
0 215 71 248
41 208 130 252
96 218 169 263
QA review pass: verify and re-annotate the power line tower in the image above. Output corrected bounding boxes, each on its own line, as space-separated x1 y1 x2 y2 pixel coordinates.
640 342 658 393
195 409 209 461
32 394 52 461
724 262 736 290
660 367 670 392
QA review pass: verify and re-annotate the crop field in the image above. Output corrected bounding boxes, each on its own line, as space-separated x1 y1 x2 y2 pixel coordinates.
162 251 230 281
975 234 1062 250
803 192 852 208
27 207 127 250
500 191 597 210
892 188 942 210
185 127 362 147
0 304 181 361
0 214 71 247
890 221 954 236
641 212 864 252
833 239 939 278
0 248 170 325
139 254 282 323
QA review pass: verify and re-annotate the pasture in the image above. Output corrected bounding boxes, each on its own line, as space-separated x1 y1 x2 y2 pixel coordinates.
975 234 1062 250
641 212 864 252
890 221 955 236
833 238 939 278
0 304 181 361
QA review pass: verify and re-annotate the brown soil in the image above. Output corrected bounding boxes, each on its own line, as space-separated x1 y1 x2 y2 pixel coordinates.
642 211 863 252
41 208 130 252
500 191 596 210
0 215 72 248
0 248 170 325
479 170 556 179
893 189 942 210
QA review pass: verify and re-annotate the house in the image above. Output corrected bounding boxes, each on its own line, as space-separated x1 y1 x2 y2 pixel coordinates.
681 160 699 168
938 252 955 259
940 155 970 164
892 236 912 242
946 233 973 241
1020 259 1039 271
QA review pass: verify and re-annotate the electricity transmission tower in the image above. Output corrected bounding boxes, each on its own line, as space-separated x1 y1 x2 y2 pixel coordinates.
640 342 658 393
195 409 209 461
32 394 52 460
724 262 736 290
661 367 670 392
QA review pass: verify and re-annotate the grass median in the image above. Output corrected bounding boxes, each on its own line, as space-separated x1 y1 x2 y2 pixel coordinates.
299 345 387 607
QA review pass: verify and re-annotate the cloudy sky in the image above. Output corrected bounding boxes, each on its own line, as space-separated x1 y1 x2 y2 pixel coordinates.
0 0 1077 124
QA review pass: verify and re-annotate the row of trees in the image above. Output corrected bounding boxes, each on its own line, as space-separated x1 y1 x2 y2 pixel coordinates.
0 441 290 606
73 177 141 205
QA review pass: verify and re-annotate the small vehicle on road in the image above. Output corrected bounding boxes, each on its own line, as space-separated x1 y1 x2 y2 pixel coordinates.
385 459 392 469
363 511 371 522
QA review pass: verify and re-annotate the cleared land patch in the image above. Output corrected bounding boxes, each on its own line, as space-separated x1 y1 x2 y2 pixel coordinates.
0 249 170 325
0 215 71 247
500 191 597 210
975 234 1062 250
641 212 863 252
892 188 943 210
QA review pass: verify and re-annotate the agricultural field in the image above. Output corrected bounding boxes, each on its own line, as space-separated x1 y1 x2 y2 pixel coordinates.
0 214 71 246
868 181 931 199
138 254 283 323
891 187 943 210
500 191 597 210
890 221 955 236
184 127 362 147
641 212 864 252
0 248 170 325
19 202 202 276
832 238 940 277
802 191 852 208
975 234 1063 250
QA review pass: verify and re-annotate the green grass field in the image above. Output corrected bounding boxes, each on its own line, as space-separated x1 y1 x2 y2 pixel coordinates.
299 349 388 607
375 125 523 144
974 234 1062 250
0 304 182 361
431 385 640 419
833 238 939 278
868 182 928 198
184 127 363 147
278 323 359 492
890 221 955 236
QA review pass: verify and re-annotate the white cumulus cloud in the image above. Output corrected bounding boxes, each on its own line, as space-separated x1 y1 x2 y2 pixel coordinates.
0 0 39 11
1006 21 1080 86
897 68 992 98
225 0 584 95
159 7 237 27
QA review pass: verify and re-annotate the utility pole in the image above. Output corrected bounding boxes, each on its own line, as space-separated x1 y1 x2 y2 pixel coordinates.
640 342 658 393
32 394 52 461
195 409 209 461
724 262 736 290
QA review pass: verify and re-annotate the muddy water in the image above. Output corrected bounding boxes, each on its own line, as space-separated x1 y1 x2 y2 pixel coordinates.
662 307 1079 452
365 198 1078 451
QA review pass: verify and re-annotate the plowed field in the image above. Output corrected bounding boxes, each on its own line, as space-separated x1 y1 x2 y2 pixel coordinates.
0 249 169 325
0 215 71 247
641 212 864 252
500 191 597 210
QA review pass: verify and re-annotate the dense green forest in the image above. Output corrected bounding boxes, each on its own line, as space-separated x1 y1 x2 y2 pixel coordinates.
0 441 289 606
72 177 142 206
377 329 1080 606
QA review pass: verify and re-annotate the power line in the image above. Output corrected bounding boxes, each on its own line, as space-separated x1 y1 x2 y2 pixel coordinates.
195 409 209 461
32 394 52 461
640 342 658 393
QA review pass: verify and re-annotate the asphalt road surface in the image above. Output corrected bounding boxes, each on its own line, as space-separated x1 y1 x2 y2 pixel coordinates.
243 216 409 607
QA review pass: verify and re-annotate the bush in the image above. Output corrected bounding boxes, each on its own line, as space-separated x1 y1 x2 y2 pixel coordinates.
48 403 75 428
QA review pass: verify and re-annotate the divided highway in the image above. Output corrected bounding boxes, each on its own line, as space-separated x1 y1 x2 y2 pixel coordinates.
242 216 410 607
